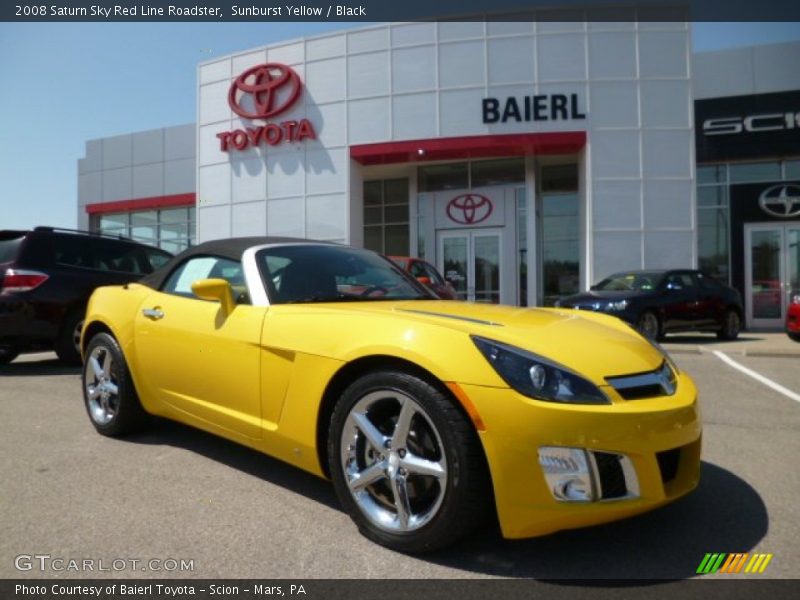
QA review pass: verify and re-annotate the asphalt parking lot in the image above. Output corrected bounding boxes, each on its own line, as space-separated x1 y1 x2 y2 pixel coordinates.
1 341 798 581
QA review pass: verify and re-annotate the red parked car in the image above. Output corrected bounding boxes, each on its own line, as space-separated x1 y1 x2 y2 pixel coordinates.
788 291 800 342
389 256 457 300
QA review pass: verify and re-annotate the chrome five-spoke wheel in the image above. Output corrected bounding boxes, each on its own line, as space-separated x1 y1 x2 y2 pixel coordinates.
340 390 447 533
329 370 490 553
85 345 119 425
82 332 148 436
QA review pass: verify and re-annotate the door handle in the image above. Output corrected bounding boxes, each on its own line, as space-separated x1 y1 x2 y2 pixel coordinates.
142 307 164 320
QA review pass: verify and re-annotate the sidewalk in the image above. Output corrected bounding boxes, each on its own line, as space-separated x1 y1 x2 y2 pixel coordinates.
661 330 800 358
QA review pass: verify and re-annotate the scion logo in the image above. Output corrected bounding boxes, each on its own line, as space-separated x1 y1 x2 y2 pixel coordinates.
228 63 302 120
446 194 493 225
703 111 800 136
758 184 800 218
216 63 316 153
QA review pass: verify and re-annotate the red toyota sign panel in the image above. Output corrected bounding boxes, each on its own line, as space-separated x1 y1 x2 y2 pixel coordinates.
228 63 302 119
217 63 317 152
446 194 493 225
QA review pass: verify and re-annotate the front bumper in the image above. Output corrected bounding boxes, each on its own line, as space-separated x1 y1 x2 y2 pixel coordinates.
461 371 701 539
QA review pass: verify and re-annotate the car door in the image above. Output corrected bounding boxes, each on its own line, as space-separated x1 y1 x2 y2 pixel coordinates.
133 255 265 439
661 272 699 330
695 272 725 327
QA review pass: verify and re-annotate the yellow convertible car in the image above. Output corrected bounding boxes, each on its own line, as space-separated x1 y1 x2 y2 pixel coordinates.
81 238 701 552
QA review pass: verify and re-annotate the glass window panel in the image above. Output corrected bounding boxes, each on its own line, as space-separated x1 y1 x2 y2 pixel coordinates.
471 158 525 187
442 236 468 300
540 192 579 306
474 234 500 304
697 164 726 185
364 226 383 253
384 179 409 204
384 204 409 223
729 161 781 183
418 163 468 192
364 181 383 206
384 224 409 256
364 207 382 225
786 160 800 180
540 164 578 193
697 185 728 208
131 211 157 242
160 222 189 239
99 213 129 230
542 194 578 217
697 208 729 282
517 188 527 306
160 208 188 224
749 230 781 319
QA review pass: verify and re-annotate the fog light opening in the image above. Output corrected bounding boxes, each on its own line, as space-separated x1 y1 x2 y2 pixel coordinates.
538 446 596 503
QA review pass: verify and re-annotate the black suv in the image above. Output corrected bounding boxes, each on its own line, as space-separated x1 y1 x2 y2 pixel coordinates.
0 227 172 365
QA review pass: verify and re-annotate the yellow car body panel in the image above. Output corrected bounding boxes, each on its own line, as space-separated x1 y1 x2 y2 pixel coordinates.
83 284 701 539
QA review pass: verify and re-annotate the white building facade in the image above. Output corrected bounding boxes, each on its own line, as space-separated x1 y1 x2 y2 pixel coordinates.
195 21 695 306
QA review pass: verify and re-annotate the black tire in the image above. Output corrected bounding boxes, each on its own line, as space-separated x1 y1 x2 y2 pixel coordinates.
636 310 662 341
55 309 85 366
82 332 148 436
0 347 19 365
788 332 800 343
717 309 741 341
328 370 491 553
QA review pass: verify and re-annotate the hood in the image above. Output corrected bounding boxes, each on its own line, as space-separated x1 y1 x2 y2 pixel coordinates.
292 300 664 381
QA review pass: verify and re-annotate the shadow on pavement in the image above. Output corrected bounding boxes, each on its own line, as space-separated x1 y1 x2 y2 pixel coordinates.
124 418 340 511
119 418 768 581
0 358 80 377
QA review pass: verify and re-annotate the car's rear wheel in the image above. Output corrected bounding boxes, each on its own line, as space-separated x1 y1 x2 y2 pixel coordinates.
636 310 662 340
55 309 85 366
82 332 148 436
717 309 741 341
0 346 19 365
328 370 490 553
788 332 800 343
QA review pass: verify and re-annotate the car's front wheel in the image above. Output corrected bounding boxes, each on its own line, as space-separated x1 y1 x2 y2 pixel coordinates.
717 309 741 341
636 310 662 340
788 332 800 343
55 309 85 366
328 370 490 553
82 332 148 436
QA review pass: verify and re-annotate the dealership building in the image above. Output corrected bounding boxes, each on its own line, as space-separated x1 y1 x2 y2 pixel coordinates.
77 23 799 328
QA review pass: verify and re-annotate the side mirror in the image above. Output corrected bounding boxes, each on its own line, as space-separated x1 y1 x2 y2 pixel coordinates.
191 278 235 314
416 276 432 286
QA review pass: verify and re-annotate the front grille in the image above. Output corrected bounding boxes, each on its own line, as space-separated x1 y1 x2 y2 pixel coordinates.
656 448 681 485
606 362 677 400
593 451 628 499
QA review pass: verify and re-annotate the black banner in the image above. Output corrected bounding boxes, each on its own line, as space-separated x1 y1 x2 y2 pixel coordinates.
695 91 800 163
2 579 799 600
3 0 800 22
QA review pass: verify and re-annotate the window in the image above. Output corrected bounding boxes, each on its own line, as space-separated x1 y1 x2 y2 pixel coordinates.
163 256 247 303
418 159 525 192
696 162 730 282
539 165 579 306
51 234 171 274
729 161 781 183
363 179 409 256
93 206 195 254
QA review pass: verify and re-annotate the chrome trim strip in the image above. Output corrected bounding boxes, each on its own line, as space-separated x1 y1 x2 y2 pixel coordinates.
397 309 504 326
605 362 676 396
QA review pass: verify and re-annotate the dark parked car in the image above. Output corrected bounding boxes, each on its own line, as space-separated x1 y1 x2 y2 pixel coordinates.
788 291 800 342
555 269 743 341
389 256 458 300
0 227 172 365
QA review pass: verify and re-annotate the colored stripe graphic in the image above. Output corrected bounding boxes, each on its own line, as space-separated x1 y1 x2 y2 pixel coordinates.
698 553 773 574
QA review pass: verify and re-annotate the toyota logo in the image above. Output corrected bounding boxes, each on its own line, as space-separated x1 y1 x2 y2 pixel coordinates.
228 63 302 120
759 184 800 218
446 194 493 225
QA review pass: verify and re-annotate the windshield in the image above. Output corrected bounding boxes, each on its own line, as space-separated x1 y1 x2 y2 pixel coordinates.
256 244 434 304
593 271 665 292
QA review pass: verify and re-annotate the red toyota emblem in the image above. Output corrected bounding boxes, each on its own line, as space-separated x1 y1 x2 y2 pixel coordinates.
446 194 493 225
228 63 302 120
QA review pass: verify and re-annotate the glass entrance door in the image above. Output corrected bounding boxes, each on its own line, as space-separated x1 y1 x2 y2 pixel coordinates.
438 229 502 303
745 223 800 328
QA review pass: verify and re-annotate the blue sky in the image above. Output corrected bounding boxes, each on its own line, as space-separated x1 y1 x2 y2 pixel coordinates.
1 21 799 231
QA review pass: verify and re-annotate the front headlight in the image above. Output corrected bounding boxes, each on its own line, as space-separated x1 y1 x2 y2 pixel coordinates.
606 299 628 311
472 336 610 405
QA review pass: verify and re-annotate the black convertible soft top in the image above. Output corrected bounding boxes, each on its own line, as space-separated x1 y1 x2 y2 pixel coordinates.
139 236 333 290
